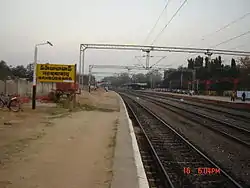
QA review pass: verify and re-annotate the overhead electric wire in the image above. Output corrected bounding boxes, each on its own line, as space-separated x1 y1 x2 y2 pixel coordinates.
201 12 250 40
144 0 171 44
185 12 250 60
151 0 188 45
183 31 250 64
176 12 250 67
212 30 250 48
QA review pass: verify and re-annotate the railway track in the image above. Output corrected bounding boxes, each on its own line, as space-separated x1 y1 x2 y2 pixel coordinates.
136 91 250 121
121 93 244 188
125 100 170 188
128 92 250 148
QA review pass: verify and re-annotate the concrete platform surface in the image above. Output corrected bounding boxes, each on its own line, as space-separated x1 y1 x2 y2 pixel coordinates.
111 93 149 188
0 89 148 188
144 90 250 104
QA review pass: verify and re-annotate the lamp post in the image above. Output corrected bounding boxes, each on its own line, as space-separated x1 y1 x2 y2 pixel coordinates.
32 41 53 109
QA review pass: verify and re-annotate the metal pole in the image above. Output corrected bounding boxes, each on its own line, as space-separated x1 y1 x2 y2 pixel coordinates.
88 65 91 93
151 74 153 89
196 79 199 92
73 64 77 108
206 52 212 72
145 50 150 70
79 48 82 89
81 49 85 87
180 71 183 89
192 70 196 91
32 46 38 109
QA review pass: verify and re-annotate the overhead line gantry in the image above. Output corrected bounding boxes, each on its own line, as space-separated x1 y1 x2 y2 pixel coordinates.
79 43 250 88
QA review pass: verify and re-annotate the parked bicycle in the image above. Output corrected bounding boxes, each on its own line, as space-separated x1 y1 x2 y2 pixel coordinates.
0 93 21 112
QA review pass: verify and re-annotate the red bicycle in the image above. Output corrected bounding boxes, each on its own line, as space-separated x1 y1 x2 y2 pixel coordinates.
0 93 21 112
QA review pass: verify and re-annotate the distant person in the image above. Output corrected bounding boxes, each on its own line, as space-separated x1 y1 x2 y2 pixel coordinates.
232 91 236 101
242 92 246 102
230 91 235 102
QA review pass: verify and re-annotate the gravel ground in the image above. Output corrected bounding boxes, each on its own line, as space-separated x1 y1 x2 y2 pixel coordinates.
136 91 250 120
126 94 250 186
140 90 250 112
0 90 120 188
147 95 250 131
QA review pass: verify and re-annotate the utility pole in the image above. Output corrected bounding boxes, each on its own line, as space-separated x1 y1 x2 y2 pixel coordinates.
88 65 92 93
145 50 150 70
196 79 199 93
192 70 196 91
151 73 153 89
180 69 183 89
127 68 132 84
32 41 53 110
205 51 213 72
79 49 82 89
141 49 151 70
205 51 212 94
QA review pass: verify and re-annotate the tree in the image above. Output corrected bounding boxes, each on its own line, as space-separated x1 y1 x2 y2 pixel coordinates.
26 63 34 81
238 56 250 89
194 56 203 68
239 56 250 69
0 60 12 80
0 60 33 80
205 57 209 69
187 58 194 69
10 65 27 78
102 72 131 87
132 73 147 83
231 58 236 69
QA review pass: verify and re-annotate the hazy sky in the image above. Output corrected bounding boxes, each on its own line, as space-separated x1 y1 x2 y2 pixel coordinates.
1 0 250 78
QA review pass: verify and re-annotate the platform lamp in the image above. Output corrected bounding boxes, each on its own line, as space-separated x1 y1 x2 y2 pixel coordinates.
32 41 53 110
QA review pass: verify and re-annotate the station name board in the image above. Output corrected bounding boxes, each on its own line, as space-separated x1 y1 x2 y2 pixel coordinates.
36 64 76 83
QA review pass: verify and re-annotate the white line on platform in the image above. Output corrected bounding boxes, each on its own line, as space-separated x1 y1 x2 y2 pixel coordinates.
120 96 150 188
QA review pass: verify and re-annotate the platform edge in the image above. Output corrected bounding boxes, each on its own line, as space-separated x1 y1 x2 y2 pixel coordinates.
118 94 149 188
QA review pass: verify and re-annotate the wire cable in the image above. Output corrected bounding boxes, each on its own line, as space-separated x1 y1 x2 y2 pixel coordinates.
151 0 188 45
144 0 171 44
201 12 250 40
212 30 250 48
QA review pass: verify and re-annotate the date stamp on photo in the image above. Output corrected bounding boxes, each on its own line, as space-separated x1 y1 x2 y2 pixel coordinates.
183 167 221 175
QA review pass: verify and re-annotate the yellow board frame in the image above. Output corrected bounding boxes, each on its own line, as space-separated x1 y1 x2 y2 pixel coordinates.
36 64 76 83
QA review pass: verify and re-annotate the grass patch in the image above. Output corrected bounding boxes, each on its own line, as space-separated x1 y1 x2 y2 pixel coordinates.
45 106 71 119
40 121 54 127
98 108 117 112
78 103 117 112
47 112 70 119
106 118 119 188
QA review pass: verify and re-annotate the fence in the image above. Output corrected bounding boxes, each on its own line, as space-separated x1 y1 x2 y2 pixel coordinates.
0 78 54 97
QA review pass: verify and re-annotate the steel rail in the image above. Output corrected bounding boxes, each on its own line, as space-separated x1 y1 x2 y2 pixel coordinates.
137 92 250 134
134 93 250 148
120 92 243 188
139 91 250 121
123 96 174 188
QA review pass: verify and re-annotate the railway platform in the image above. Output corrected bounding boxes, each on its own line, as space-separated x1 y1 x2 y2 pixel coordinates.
143 89 250 111
148 89 250 103
0 89 148 188
111 93 148 188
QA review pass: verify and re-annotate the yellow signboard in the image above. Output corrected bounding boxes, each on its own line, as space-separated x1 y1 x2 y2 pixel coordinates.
36 64 76 83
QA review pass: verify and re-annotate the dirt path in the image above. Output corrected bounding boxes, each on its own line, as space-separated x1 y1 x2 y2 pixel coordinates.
0 91 120 188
